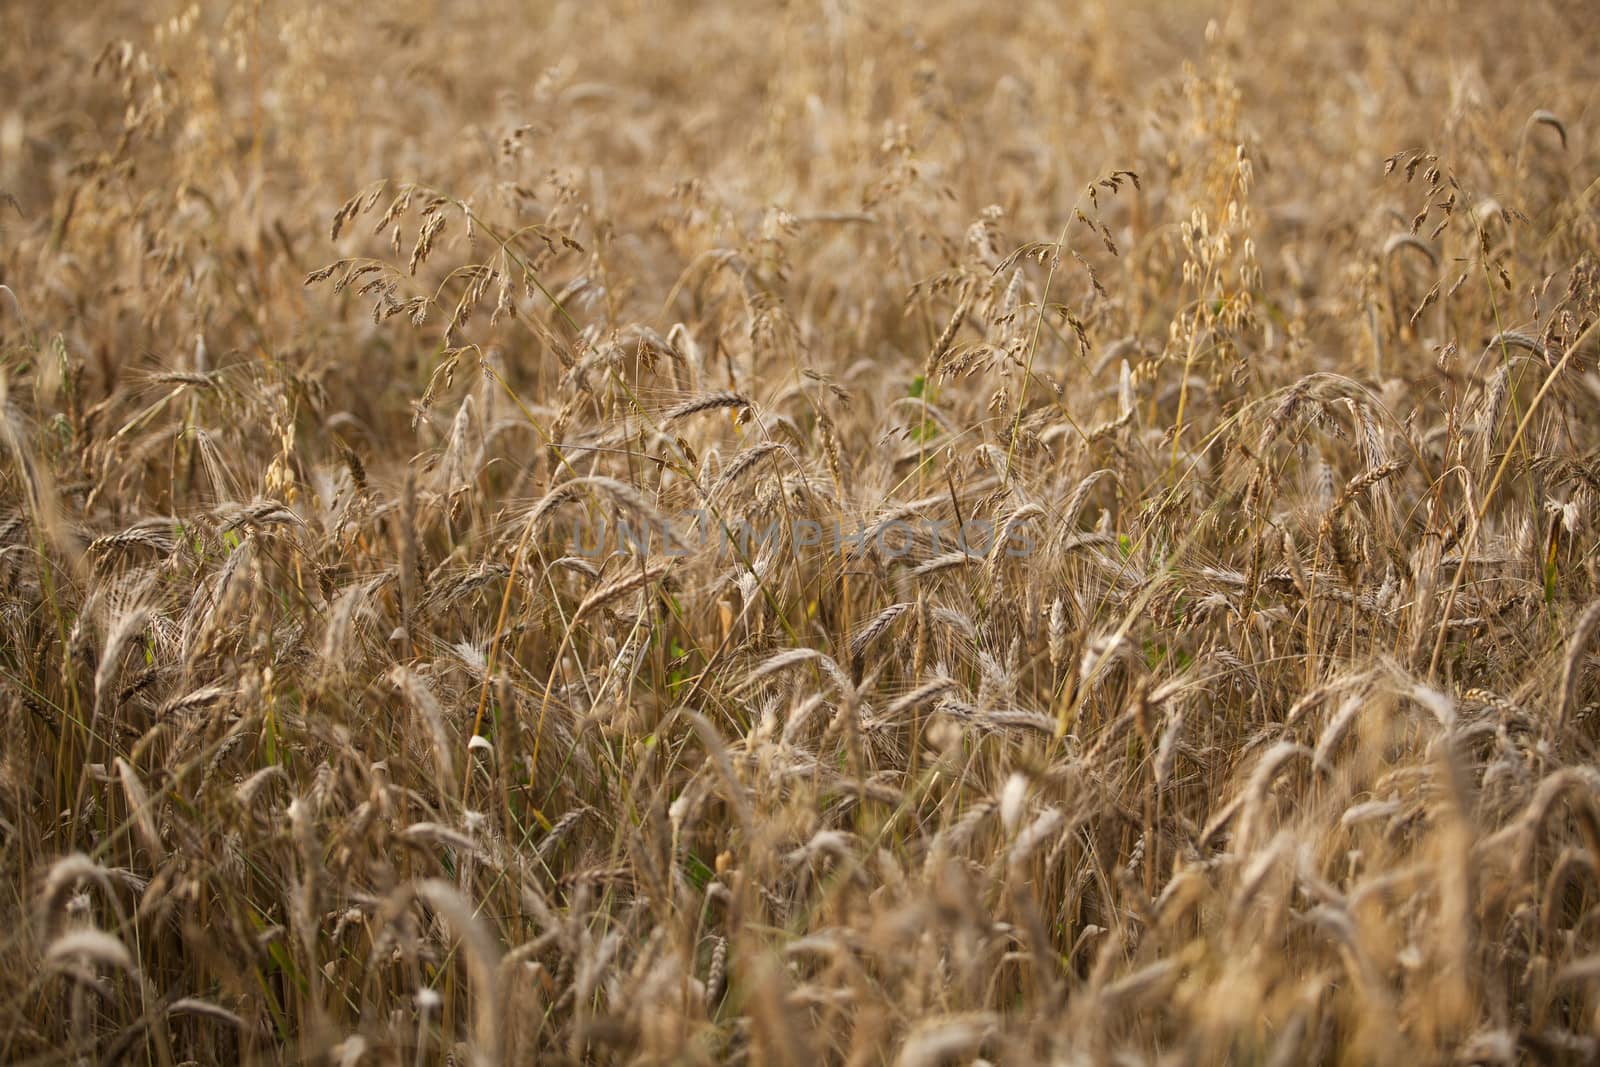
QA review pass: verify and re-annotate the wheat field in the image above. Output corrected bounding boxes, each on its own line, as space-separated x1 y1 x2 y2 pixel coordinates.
2 0 1600 1062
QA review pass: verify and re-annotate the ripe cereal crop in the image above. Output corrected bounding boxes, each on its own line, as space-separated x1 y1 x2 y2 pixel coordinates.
2 1 1600 1062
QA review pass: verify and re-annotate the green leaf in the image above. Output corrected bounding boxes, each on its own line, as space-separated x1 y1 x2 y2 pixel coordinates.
684 853 714 890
